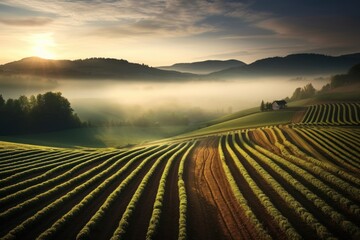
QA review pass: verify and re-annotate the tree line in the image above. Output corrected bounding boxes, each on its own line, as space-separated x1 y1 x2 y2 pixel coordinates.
0 92 81 135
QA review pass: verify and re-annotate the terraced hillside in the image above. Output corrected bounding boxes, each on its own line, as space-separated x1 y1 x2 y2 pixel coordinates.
0 123 359 240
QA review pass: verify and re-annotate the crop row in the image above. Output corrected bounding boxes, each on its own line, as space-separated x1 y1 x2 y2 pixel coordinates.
242 130 360 236
301 103 360 125
218 125 360 239
1 144 168 239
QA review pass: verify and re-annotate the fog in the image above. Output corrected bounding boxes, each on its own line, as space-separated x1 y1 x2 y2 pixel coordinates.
0 76 330 123
60 77 328 110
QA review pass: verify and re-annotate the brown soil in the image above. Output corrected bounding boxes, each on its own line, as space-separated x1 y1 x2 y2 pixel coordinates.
282 127 327 161
185 137 258 240
250 129 281 154
292 108 307 123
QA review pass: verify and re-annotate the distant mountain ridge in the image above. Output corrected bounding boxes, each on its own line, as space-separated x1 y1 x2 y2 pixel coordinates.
208 53 360 79
1 53 360 81
157 59 246 74
0 57 195 81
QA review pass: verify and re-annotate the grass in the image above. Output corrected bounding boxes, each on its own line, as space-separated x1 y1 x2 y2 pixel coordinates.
178 109 296 138
205 107 259 126
0 125 195 148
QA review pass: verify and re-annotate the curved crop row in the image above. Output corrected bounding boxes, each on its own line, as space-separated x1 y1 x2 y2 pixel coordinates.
301 103 360 125
292 127 360 172
234 132 333 239
110 143 185 240
224 134 302 239
75 144 176 240
272 127 360 190
0 150 129 208
277 126 360 186
2 145 167 239
218 136 271 240
38 145 170 240
146 142 192 239
177 141 197 240
243 131 360 237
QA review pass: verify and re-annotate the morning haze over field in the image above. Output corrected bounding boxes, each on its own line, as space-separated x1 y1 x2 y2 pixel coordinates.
0 1 360 240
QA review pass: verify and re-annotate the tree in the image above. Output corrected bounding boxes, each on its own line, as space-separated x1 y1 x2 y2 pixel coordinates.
0 92 82 135
260 100 265 111
290 83 316 101
302 83 316 99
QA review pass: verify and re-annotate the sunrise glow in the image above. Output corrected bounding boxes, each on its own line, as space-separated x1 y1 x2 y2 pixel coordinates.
30 33 56 59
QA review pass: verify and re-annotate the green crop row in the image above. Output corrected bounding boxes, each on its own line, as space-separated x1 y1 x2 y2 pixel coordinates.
224 134 302 239
293 128 360 172
37 145 168 240
0 151 98 188
146 142 192 240
275 126 360 186
301 103 360 125
235 132 333 239
244 130 360 237
272 127 360 191
218 136 271 240
75 144 175 240
310 128 360 166
110 143 184 240
0 150 126 226
0 151 105 197
0 150 68 168
0 151 80 177
1 151 135 239
307 128 359 165
0 150 126 208
177 141 197 240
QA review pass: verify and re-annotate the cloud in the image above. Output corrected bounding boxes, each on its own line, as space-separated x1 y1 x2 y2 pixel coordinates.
1 0 250 36
0 17 53 26
257 15 360 46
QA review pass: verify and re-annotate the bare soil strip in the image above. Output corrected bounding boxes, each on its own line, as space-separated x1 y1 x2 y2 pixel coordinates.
186 137 258 240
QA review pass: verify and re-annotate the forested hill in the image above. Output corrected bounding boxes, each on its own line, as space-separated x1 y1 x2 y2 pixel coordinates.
0 57 195 81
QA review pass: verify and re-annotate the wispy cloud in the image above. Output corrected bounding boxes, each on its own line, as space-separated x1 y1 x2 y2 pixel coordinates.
0 17 53 26
1 0 251 36
257 15 360 46
1 0 360 65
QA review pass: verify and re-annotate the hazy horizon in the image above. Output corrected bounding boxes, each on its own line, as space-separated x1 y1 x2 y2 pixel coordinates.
0 75 330 123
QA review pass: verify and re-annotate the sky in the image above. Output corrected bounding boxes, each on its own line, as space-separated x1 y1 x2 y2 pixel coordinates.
0 0 360 66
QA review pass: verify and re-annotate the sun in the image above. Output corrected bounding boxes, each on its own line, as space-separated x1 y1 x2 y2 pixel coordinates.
30 33 56 59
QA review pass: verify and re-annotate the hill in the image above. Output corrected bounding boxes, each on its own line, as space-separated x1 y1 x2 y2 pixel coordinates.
157 59 246 74
0 57 195 81
209 53 360 79
2 53 360 81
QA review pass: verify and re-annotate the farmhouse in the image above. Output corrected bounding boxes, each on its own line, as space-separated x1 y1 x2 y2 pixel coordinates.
272 100 287 110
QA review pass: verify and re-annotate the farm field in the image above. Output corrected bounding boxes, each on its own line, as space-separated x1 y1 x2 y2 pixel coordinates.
0 103 359 239
0 125 195 148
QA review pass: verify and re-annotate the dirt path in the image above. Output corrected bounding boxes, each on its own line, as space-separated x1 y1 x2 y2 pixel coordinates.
185 137 257 240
